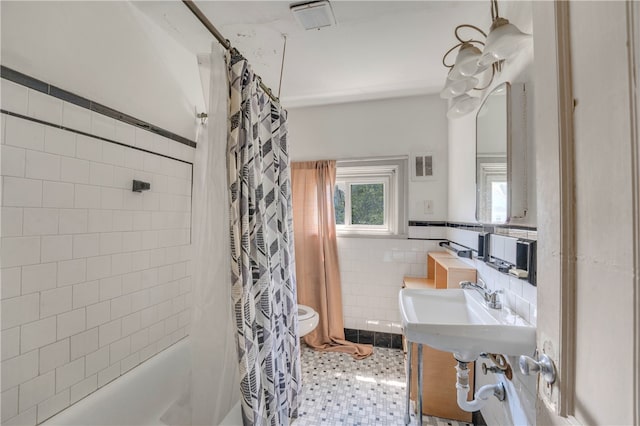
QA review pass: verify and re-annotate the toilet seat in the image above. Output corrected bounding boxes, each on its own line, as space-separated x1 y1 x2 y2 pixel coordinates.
298 305 315 320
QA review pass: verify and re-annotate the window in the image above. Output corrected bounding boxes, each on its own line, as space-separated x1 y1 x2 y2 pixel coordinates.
334 158 407 236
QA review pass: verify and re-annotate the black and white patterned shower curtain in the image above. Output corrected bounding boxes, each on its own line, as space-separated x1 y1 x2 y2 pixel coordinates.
227 50 301 426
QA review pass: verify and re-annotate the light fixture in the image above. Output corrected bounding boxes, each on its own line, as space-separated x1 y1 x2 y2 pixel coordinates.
446 94 481 119
440 74 479 99
440 0 531 118
449 43 487 80
290 0 336 31
478 17 532 68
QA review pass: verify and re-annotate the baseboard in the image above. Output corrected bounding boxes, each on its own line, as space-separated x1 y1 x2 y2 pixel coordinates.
344 328 403 349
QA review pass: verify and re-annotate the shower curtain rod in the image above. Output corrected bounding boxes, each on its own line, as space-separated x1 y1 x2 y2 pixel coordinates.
182 0 281 104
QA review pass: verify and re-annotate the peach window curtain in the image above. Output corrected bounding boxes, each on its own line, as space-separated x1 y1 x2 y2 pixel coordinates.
291 161 373 359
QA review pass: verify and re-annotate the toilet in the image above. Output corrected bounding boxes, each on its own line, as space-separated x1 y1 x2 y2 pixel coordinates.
297 304 319 337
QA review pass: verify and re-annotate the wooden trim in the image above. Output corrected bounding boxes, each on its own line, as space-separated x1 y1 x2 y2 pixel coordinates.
554 1 577 418
626 2 640 424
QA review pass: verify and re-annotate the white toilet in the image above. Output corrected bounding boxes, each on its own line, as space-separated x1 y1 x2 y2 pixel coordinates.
297 304 319 337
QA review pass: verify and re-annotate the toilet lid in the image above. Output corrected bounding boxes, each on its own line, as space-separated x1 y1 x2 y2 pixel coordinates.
298 305 315 320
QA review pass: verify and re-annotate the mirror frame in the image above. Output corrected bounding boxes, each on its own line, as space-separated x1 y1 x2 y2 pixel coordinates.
475 82 512 224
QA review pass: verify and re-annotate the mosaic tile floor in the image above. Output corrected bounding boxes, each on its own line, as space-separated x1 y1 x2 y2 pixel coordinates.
295 344 472 426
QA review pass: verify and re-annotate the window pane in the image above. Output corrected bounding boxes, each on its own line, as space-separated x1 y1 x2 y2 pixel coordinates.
334 183 346 225
351 183 384 225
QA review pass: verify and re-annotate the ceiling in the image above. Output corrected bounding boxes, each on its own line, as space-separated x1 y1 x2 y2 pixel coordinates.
133 1 493 108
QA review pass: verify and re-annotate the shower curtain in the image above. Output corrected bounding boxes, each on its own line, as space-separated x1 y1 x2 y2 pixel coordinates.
227 50 301 425
291 161 373 359
189 44 240 426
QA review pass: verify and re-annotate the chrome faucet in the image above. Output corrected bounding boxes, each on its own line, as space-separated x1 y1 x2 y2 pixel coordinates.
460 278 503 309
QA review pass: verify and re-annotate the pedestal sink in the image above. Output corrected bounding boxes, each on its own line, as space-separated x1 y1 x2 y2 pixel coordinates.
399 287 535 423
399 288 535 362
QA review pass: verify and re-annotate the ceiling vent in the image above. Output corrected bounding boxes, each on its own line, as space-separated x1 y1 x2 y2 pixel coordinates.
290 1 336 30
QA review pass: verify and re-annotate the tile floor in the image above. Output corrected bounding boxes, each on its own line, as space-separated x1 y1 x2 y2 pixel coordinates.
296 344 472 426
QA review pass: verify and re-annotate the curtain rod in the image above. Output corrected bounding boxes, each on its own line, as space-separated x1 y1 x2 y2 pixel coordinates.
182 0 281 104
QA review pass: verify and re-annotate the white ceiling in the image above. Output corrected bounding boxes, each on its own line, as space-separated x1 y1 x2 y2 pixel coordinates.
133 1 492 108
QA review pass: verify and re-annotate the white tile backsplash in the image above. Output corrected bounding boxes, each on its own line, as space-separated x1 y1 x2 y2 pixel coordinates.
2 207 24 237
90 112 116 140
1 145 26 178
42 181 74 209
2 327 20 361
445 226 538 426
18 370 55 411
44 126 76 157
1 350 39 392
39 340 70 374
76 135 103 162
1 82 194 424
37 390 70 424
61 158 90 184
23 208 59 236
39 287 73 318
57 259 87 287
21 317 57 353
1 387 19 422
338 236 441 332
54 358 84 393
5 115 45 151
1 268 23 300
1 80 29 115
62 103 91 134
26 150 61 181
56 308 86 339
69 375 96 405
1 294 40 330
28 89 63 126
3 177 43 208
70 328 99 361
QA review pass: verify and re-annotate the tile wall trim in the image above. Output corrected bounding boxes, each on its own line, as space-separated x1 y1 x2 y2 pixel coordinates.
1 66 196 149
343 328 402 349
408 220 537 233
408 221 447 227
0 109 192 166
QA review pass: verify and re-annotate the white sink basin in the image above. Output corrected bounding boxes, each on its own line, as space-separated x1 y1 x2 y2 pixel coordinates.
399 288 535 362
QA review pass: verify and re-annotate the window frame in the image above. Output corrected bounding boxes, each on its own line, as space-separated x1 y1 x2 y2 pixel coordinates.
334 158 407 237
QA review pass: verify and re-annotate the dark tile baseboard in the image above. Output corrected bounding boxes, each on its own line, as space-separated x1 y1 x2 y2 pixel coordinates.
344 328 402 350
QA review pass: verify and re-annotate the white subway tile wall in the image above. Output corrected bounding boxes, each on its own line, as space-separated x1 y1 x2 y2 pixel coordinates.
338 237 443 335
446 227 537 326
0 84 195 425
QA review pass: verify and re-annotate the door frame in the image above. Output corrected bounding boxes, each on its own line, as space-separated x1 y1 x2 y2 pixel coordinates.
554 0 576 418
628 1 640 424
540 1 640 424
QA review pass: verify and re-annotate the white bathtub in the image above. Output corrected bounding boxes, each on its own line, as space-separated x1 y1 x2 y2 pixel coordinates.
44 339 191 426
44 337 243 426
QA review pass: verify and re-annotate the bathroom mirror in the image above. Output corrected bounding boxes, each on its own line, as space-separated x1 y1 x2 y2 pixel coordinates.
476 82 527 224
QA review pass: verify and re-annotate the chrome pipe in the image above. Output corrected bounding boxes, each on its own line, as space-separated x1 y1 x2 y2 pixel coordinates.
404 342 412 425
417 344 423 425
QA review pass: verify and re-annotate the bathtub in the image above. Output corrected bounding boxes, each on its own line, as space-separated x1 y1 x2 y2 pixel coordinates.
45 339 191 425
44 337 242 426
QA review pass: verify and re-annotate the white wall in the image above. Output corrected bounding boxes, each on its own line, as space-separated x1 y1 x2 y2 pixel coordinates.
0 1 204 141
288 94 449 221
288 94 449 333
444 2 540 424
0 2 202 423
338 236 445 335
568 3 636 423
0 82 194 424
447 3 534 225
